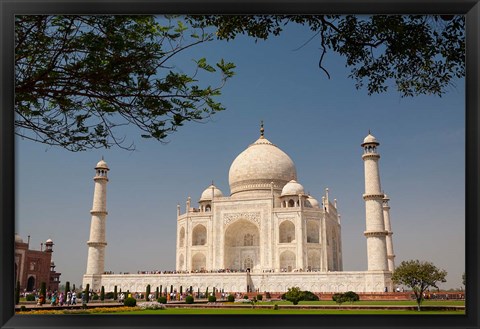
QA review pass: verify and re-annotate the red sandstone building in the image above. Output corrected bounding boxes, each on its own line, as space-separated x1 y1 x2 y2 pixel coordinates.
15 234 61 292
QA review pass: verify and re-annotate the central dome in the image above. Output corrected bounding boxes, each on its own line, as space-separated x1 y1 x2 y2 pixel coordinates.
229 136 297 197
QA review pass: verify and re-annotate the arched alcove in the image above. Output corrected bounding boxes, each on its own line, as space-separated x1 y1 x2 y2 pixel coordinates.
279 221 295 243
192 224 207 246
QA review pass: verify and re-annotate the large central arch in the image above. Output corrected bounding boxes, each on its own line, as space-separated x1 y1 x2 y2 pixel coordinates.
224 219 260 271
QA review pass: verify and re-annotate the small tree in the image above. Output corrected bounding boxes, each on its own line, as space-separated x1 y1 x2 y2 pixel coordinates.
114 286 118 300
65 281 70 296
179 286 183 295
15 281 20 305
392 260 447 311
146 284 151 301
170 285 173 294
155 287 159 300
72 284 76 292
190 286 193 294
205 287 209 297
284 287 304 305
40 282 46 305
84 284 90 303
159 285 163 297
100 286 105 301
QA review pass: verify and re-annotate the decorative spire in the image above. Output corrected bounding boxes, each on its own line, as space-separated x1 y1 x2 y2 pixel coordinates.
368 129 371 135
260 120 264 138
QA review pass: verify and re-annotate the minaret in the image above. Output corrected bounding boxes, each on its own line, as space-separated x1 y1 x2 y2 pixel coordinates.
85 158 109 277
382 194 395 271
361 132 388 271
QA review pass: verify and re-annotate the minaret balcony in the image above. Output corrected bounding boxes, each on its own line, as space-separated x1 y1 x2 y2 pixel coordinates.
362 193 385 201
363 230 388 237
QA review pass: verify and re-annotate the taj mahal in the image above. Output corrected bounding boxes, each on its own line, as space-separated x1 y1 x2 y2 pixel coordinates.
83 124 396 293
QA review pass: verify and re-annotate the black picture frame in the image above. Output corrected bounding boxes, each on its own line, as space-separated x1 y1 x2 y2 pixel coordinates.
1 1 478 328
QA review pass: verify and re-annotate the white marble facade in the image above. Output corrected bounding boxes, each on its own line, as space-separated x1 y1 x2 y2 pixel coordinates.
83 127 394 293
176 129 342 274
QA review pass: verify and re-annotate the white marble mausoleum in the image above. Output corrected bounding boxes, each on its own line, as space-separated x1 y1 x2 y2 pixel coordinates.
83 125 395 293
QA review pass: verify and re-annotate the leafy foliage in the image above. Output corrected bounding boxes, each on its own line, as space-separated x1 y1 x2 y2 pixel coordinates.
189 15 464 97
185 295 194 304
333 291 359 304
157 296 167 304
123 297 137 307
392 259 447 311
15 15 235 151
282 288 319 304
332 293 346 304
208 295 217 303
284 287 304 305
26 294 36 301
15 281 21 304
227 294 235 302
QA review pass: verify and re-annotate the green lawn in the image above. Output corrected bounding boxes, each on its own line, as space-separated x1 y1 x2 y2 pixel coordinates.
118 308 464 315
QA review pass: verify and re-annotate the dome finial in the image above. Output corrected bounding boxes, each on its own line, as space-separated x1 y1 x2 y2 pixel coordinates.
368 129 371 135
260 120 265 138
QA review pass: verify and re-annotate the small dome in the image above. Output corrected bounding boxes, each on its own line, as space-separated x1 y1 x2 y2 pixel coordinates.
15 234 24 243
281 180 305 196
199 184 224 201
361 133 379 146
95 159 109 169
307 195 320 208
46 238 53 244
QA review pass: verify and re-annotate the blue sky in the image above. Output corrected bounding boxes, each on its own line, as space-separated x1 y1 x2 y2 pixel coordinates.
16 18 465 290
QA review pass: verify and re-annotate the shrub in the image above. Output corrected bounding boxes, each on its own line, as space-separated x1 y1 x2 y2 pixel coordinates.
302 291 319 301
243 295 249 300
227 294 235 302
20 305 27 312
185 295 194 304
284 287 303 305
273 303 279 310
92 294 99 300
157 296 167 304
208 295 217 303
15 281 20 304
332 291 359 304
332 293 346 305
123 297 136 307
65 281 70 296
343 291 360 302
84 284 90 303
105 292 114 300
146 284 151 301
256 294 263 301
26 294 36 301
40 282 46 305
265 292 271 299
